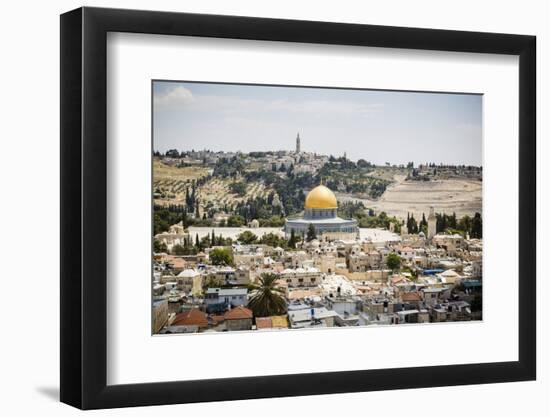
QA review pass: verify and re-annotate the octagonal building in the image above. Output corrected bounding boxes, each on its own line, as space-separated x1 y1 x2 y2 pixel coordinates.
284 184 359 240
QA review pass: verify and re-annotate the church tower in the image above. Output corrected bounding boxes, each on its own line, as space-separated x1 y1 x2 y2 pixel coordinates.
296 132 301 154
428 206 437 239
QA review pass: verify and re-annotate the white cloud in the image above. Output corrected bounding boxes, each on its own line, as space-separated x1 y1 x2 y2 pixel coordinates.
154 85 194 108
153 83 384 119
166 94 383 118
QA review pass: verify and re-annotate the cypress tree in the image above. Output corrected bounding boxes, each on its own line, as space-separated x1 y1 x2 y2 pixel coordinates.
288 229 297 249
471 212 482 238
306 223 317 242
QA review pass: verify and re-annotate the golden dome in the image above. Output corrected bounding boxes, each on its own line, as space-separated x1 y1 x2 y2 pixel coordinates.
305 185 338 209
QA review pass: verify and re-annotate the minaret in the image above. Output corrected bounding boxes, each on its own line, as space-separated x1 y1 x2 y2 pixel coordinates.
428 206 437 239
296 132 301 154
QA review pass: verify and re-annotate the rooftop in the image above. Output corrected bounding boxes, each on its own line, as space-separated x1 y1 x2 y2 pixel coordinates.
172 308 208 327
177 269 200 278
256 315 289 329
224 306 253 320
401 292 423 302
288 307 339 322
206 288 248 296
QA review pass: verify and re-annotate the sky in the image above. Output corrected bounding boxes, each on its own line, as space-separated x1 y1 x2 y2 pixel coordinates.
153 81 482 166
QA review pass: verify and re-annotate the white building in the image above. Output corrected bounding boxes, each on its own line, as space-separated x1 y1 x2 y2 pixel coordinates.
280 267 322 287
288 307 339 328
204 288 248 308
176 269 203 296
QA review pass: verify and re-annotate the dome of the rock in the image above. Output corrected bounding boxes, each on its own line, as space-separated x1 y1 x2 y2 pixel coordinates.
304 185 338 209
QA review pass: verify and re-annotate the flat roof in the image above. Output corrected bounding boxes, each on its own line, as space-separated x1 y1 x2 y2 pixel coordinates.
206 288 247 296
288 308 339 322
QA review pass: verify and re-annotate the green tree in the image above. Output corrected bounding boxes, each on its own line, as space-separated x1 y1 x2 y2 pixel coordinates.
470 212 482 238
204 276 225 289
172 244 185 255
391 220 402 234
200 235 212 248
449 212 457 229
165 149 180 158
386 253 401 272
185 187 191 207
288 229 298 249
227 215 245 227
209 247 234 266
229 181 247 196
458 215 472 233
259 232 287 248
420 213 428 229
407 215 419 234
153 239 167 253
237 230 258 244
247 273 287 317
436 213 447 233
420 224 428 235
153 206 184 235
306 223 317 242
259 216 285 227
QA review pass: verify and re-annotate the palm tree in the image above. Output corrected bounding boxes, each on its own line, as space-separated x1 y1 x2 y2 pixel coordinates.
248 273 287 317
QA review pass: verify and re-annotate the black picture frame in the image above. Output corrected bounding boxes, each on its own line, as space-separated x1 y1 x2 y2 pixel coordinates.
60 6 536 410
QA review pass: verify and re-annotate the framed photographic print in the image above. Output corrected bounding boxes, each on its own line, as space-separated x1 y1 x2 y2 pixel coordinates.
60 6 536 410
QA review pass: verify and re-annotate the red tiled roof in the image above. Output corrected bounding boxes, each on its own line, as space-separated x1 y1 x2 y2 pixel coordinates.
391 276 409 284
210 315 225 324
401 292 422 302
224 306 253 320
162 255 187 269
172 308 208 327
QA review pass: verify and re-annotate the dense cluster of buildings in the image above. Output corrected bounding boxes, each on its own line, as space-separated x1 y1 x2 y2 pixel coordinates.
248 133 329 176
161 133 328 178
152 182 482 334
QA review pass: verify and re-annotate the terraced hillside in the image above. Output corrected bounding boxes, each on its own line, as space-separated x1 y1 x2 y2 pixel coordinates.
153 159 210 205
197 178 271 209
338 176 482 219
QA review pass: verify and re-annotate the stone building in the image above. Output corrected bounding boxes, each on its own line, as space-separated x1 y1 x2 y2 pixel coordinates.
224 306 253 331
